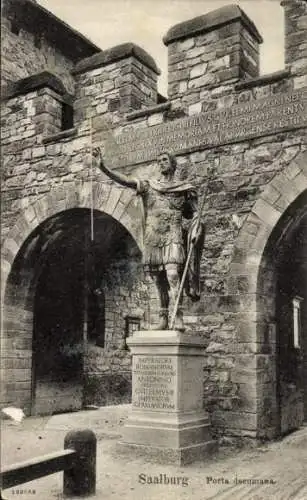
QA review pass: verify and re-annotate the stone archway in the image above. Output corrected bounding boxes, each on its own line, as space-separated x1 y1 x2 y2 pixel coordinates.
1 180 143 299
0 181 144 414
229 150 307 439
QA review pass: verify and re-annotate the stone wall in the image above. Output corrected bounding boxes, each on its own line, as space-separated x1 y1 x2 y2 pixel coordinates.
1 0 99 93
1 1 307 440
83 256 150 406
1 17 75 94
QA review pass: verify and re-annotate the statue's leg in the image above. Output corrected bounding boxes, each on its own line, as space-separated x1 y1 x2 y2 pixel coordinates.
150 269 169 330
165 263 185 331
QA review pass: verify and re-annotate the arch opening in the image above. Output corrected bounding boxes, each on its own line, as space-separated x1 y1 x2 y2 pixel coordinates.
257 189 307 437
2 208 145 415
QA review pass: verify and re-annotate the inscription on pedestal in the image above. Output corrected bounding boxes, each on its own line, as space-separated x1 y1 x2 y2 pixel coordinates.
132 356 176 410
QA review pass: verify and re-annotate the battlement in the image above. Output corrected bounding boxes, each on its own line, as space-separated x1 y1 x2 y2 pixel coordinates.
2 0 307 131
2 1 307 142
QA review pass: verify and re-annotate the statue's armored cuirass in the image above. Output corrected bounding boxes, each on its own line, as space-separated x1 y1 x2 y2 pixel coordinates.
143 185 185 249
137 181 189 267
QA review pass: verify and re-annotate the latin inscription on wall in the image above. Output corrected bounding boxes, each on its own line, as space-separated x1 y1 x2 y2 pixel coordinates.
132 356 176 410
104 88 307 166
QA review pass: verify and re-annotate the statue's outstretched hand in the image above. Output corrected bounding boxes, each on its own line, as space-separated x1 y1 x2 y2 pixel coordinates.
92 145 135 188
93 146 106 170
93 146 102 161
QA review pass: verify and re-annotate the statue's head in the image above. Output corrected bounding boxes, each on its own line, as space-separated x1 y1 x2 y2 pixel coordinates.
157 152 177 176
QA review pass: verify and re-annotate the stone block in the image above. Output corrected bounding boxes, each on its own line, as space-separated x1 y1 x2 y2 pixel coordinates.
271 171 302 204
253 198 281 228
290 57 307 75
196 31 220 47
119 330 217 464
1 357 32 369
23 205 37 225
1 368 32 383
292 172 307 192
286 31 307 49
293 74 307 88
190 62 208 79
236 383 259 412
188 102 202 115
179 81 188 93
96 102 108 114
32 146 45 158
186 46 207 59
104 186 123 214
208 55 230 72
147 113 164 126
212 410 257 431
2 238 19 263
117 440 216 466
168 52 186 65
178 38 195 51
188 73 217 89
168 69 190 84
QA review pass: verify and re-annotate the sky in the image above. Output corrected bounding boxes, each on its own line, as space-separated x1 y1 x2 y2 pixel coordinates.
38 0 285 95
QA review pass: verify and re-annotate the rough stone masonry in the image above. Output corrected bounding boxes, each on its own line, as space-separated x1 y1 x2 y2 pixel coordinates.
1 0 307 444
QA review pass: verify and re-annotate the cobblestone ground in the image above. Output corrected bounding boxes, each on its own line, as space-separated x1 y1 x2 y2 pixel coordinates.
1 405 307 500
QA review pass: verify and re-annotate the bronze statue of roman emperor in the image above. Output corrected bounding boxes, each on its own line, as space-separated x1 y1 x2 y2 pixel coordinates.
93 148 204 331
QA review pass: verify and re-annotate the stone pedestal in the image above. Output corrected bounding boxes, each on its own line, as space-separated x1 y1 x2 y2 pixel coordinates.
118 330 217 465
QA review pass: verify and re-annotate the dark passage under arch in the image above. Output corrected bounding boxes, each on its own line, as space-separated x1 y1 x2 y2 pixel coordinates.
3 208 142 415
258 190 307 436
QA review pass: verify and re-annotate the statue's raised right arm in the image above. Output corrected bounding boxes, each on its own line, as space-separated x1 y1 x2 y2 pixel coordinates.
92 147 137 190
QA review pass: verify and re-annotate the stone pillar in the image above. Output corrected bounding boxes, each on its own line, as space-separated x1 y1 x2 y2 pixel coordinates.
0 258 35 415
281 0 307 84
118 330 216 465
33 88 64 136
164 4 263 106
2 71 69 139
73 43 160 124
64 429 97 496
